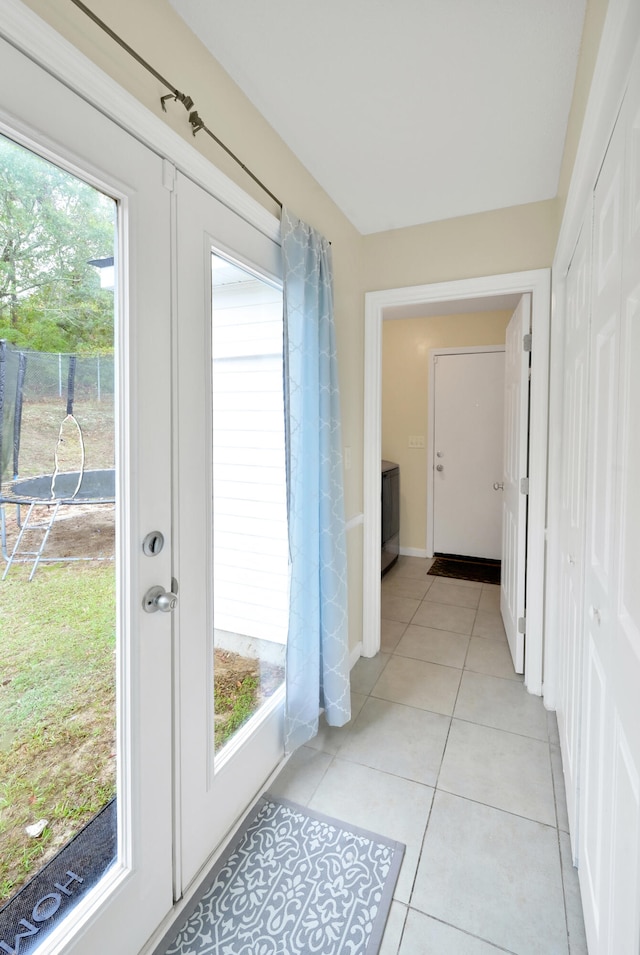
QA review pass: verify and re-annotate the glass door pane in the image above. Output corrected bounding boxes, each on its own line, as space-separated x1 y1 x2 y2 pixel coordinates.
211 254 287 759
0 133 118 945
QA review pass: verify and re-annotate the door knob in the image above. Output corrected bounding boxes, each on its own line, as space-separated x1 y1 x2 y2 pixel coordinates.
493 482 504 491
143 585 178 613
436 464 444 472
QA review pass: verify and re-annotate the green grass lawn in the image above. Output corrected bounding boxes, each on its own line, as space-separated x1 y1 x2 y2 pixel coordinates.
0 562 116 901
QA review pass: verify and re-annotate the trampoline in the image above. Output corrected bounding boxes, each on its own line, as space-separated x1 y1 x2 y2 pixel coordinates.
3 468 115 505
0 341 115 579
1 470 116 580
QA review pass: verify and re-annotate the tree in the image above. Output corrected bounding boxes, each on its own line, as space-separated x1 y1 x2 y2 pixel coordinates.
0 133 115 353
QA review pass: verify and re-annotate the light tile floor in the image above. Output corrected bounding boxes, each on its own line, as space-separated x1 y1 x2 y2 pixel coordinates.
271 556 588 955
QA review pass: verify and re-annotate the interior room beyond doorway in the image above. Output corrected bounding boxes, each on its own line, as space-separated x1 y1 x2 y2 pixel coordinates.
381 309 512 561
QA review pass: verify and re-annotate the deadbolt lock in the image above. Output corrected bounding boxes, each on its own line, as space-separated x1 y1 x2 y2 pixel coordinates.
142 531 165 557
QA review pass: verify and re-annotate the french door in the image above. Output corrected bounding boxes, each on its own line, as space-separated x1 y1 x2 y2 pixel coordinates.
174 172 287 893
0 32 173 955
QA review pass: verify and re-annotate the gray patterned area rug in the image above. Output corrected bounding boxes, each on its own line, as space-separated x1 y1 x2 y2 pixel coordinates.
156 794 405 955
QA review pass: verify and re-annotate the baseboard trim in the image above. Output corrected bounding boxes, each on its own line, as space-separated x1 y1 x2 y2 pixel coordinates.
349 641 363 669
399 547 429 559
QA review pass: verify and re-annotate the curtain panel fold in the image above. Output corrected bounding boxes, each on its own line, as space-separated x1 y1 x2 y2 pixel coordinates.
281 208 351 753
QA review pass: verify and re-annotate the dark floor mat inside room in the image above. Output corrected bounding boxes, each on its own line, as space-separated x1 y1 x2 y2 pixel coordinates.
428 555 501 585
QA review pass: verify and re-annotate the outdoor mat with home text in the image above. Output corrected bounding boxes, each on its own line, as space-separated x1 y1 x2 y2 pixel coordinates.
0 799 116 955
428 555 501 585
155 794 405 955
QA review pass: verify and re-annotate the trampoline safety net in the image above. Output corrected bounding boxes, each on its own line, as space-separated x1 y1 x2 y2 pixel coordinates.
0 340 114 489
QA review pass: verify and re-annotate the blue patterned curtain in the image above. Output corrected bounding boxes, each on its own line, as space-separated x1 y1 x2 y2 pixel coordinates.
281 208 351 752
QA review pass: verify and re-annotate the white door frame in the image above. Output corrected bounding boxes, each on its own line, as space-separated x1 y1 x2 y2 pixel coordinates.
364 269 550 695
426 344 506 559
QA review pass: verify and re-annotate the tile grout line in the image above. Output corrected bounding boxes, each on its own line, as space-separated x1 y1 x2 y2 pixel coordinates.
403 908 520 955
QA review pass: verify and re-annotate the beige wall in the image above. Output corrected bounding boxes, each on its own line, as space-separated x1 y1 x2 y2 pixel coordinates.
363 200 559 293
382 311 512 552
556 0 610 223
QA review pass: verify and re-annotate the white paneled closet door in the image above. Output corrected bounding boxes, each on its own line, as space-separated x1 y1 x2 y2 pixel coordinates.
556 211 591 852
579 46 640 955
607 47 640 952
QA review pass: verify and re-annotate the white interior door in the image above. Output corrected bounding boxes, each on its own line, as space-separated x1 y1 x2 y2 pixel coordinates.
432 349 505 559
175 172 287 893
0 36 173 955
556 210 592 850
579 56 640 953
500 295 531 674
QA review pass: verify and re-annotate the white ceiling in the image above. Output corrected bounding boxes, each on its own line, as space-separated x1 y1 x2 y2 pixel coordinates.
170 0 587 236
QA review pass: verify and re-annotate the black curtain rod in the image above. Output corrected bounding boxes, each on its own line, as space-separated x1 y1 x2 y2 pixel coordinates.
69 0 283 210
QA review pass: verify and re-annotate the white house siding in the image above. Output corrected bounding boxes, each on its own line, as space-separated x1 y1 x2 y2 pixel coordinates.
211 265 289 646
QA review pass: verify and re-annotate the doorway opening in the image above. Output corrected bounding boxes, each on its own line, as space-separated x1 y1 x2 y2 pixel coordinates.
364 270 550 694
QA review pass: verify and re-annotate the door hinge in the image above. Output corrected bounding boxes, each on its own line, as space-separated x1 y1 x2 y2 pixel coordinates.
520 477 530 494
523 333 532 352
518 616 526 634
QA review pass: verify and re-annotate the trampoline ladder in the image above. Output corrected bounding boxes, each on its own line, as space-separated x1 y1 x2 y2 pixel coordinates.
2 501 62 581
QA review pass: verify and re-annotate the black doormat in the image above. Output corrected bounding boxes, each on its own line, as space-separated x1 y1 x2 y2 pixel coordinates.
155 794 405 955
428 555 501 585
0 799 116 955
